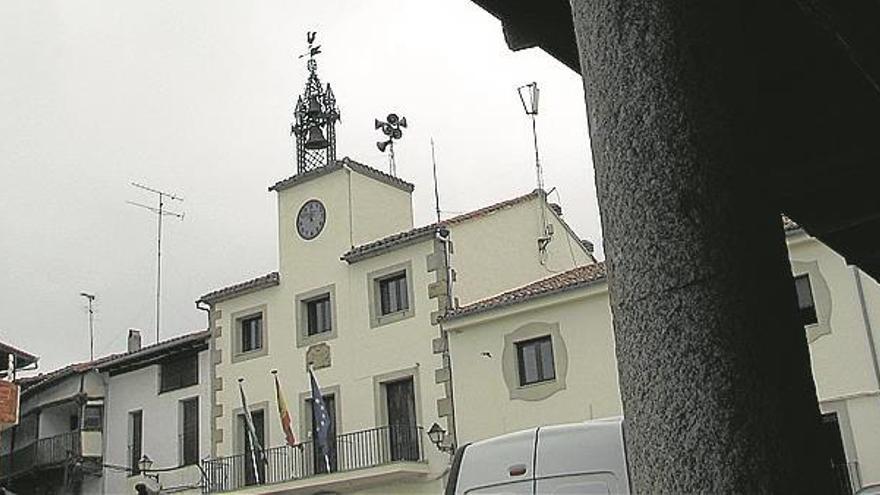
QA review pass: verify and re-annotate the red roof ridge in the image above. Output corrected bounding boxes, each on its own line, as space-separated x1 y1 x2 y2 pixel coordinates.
198 271 280 304
444 262 607 321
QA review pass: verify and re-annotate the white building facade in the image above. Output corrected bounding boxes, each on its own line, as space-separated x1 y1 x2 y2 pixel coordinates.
0 330 211 495
443 220 880 494
197 159 593 494
100 330 212 494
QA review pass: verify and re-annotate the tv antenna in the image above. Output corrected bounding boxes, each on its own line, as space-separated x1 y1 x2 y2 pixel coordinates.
127 182 184 344
79 292 96 360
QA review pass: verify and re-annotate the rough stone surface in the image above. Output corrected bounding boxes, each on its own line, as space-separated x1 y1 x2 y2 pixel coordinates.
569 0 830 492
306 343 331 370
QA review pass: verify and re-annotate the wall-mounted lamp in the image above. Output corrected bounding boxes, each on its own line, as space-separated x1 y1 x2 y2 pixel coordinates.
138 454 159 483
428 422 454 453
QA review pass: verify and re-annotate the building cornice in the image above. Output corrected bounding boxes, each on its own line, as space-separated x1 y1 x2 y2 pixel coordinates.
197 272 280 305
269 157 415 194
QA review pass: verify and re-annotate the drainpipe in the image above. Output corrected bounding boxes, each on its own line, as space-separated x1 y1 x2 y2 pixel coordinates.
437 227 458 454
195 300 214 458
98 368 111 494
853 266 880 390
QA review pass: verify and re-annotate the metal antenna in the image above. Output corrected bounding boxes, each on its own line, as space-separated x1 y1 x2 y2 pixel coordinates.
79 292 96 360
431 138 442 225
128 182 184 344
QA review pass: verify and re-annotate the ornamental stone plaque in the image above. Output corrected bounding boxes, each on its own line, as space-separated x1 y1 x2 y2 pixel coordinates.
306 342 331 370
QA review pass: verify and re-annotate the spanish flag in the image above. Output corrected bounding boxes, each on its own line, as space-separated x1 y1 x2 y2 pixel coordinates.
273 371 297 446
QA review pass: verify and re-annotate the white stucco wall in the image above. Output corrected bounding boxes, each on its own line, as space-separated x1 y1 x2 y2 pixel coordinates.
208 168 595 493
446 285 622 444
102 349 211 494
449 197 592 306
447 231 880 490
788 232 880 487
788 234 880 398
212 240 451 490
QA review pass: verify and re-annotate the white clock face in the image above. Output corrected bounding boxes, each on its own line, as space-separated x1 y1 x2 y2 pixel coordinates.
296 200 326 240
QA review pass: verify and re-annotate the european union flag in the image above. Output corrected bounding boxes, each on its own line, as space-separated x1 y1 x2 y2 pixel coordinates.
309 367 331 471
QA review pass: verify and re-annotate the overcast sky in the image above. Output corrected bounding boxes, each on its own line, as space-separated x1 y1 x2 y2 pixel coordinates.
0 0 600 372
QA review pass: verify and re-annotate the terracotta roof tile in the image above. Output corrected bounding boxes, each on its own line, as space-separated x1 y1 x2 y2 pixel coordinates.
269 158 414 193
443 262 607 321
19 330 209 396
341 190 542 263
198 272 280 304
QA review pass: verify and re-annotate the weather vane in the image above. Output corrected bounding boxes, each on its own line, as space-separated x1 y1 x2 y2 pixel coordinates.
375 113 407 176
291 31 340 174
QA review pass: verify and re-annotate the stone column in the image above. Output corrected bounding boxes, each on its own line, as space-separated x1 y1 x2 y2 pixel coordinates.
569 1 831 492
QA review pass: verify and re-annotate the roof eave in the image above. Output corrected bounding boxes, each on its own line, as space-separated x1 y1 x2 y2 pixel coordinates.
269 158 415 194
443 275 607 323
197 273 281 305
341 230 436 264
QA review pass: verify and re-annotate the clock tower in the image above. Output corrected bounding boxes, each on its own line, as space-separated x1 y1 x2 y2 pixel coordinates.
271 33 414 280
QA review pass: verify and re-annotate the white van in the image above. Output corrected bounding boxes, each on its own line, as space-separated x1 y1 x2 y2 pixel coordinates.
445 417 631 494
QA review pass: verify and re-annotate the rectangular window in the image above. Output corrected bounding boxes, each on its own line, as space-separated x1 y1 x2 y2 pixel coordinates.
160 353 199 393
516 336 556 386
69 414 79 431
379 272 409 316
82 404 103 432
129 410 143 475
180 398 199 466
795 274 818 326
306 295 332 336
241 315 263 353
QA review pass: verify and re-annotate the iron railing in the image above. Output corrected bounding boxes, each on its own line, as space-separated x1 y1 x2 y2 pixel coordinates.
0 430 81 479
202 425 425 493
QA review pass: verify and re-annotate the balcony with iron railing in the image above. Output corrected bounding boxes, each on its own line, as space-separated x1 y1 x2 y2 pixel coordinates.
0 430 82 480
202 425 428 493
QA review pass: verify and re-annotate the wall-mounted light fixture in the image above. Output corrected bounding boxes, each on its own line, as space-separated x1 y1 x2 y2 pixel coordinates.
428 422 454 453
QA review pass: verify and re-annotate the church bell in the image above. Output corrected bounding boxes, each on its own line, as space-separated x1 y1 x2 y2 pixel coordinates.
304 125 330 150
306 95 323 118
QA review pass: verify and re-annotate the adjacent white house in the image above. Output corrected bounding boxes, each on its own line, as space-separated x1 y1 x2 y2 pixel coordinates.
100 330 212 494
442 218 880 495
0 330 211 495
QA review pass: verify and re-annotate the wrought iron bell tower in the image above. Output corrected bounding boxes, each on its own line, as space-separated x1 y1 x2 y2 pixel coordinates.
291 32 340 174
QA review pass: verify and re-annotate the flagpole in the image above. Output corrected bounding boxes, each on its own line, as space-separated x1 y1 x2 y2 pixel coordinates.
308 365 333 474
238 378 262 485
